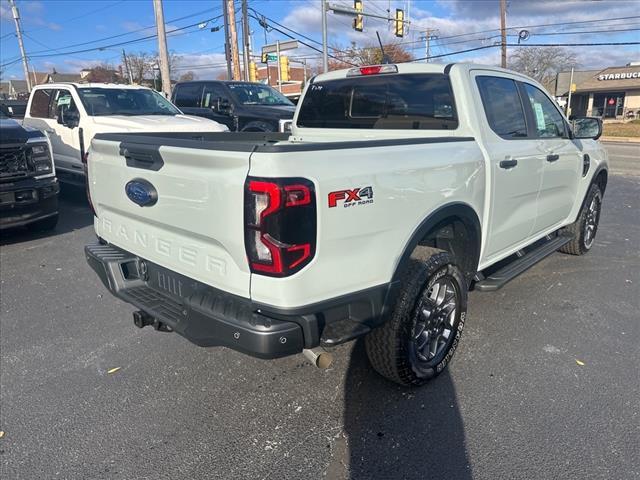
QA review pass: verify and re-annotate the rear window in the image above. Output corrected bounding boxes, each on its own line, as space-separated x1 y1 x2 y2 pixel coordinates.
296 73 458 130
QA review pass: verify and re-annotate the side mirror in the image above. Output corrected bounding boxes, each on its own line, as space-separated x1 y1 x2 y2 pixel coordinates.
57 107 79 128
571 116 602 140
216 97 232 115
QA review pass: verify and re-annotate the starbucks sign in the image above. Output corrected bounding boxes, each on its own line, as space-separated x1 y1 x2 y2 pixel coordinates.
598 71 640 81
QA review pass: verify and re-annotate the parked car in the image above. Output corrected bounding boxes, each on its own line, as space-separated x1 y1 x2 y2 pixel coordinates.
0 99 28 120
84 63 607 386
171 81 296 132
1 111 59 231
23 83 228 185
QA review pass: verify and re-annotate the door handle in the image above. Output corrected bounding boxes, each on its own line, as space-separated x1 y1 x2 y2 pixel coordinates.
546 154 560 162
499 159 518 169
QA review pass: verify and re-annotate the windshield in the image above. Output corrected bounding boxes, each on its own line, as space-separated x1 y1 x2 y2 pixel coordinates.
227 83 294 106
77 88 181 116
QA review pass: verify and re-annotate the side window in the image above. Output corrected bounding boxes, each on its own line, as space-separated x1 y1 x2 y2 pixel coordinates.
202 84 227 108
476 76 528 139
29 89 54 118
523 83 566 138
173 83 202 108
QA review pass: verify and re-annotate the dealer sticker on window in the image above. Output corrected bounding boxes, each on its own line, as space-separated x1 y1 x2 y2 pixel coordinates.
533 102 546 130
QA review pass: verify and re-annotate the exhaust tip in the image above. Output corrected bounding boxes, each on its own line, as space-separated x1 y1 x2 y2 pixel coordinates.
303 348 333 369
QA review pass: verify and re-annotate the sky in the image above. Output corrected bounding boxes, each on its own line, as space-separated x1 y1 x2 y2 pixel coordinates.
1 0 639 81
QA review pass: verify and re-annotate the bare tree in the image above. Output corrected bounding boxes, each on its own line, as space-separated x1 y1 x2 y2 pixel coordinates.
126 52 154 84
511 47 579 89
327 42 414 71
178 71 195 81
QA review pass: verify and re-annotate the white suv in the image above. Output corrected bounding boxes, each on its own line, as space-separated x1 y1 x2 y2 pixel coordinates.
23 83 227 185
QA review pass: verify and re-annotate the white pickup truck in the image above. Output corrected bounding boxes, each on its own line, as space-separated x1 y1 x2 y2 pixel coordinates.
23 83 227 185
84 63 607 386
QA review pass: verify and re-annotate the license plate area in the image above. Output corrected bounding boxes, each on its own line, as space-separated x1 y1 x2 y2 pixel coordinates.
0 189 37 205
0 192 14 205
143 260 198 304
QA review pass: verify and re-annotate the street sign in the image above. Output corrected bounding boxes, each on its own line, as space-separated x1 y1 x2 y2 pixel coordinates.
267 53 277 61
261 40 299 55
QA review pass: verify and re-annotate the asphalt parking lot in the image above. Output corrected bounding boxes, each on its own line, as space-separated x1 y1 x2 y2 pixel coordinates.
1 143 639 480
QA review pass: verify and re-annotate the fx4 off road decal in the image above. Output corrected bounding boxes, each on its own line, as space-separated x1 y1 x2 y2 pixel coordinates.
328 186 374 208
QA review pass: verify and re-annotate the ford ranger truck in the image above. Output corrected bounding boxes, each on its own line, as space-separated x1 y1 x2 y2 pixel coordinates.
84 63 608 386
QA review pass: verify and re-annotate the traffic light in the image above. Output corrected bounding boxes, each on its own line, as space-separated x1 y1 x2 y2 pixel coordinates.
279 55 290 82
249 61 258 82
261 52 268 64
353 0 363 32
395 9 404 37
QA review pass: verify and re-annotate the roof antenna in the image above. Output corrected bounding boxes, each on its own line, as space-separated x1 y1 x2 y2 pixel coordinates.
376 31 390 64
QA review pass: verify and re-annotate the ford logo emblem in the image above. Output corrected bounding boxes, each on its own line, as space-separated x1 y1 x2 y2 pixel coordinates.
125 178 158 207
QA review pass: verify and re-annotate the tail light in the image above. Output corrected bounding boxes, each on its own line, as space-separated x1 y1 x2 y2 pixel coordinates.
244 177 316 277
346 64 398 77
82 151 97 218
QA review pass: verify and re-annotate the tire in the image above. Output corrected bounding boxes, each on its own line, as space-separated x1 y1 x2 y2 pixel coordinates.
365 246 468 387
559 183 603 255
30 214 58 232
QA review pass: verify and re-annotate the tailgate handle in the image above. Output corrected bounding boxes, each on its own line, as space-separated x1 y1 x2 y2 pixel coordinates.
119 143 164 171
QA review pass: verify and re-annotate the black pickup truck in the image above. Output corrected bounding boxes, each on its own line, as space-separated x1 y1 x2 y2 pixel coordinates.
0 113 59 231
171 81 295 132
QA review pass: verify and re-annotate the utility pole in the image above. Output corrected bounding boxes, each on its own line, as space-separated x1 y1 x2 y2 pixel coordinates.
500 0 507 68
566 67 575 116
122 49 134 84
422 28 438 62
226 0 241 80
222 0 232 80
8 0 31 92
153 0 172 97
321 0 328 73
241 0 251 81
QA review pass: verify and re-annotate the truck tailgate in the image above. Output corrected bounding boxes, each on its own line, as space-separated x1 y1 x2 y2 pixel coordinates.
88 136 251 297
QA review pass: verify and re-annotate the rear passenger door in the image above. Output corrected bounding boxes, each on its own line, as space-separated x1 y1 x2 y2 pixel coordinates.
172 82 204 116
201 83 235 130
521 82 581 235
473 73 544 261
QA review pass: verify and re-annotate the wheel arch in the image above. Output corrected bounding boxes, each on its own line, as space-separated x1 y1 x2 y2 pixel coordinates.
241 120 276 132
391 202 482 285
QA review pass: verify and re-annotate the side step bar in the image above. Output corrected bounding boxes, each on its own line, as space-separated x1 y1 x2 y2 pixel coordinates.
474 235 572 292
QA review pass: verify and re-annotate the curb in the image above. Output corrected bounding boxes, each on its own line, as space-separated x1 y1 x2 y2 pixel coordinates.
601 136 640 143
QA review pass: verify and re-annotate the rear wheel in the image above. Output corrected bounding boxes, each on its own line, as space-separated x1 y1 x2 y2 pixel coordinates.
365 247 467 386
559 183 602 255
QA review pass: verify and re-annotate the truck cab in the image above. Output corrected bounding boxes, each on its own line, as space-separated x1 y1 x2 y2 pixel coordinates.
23 83 228 185
172 81 296 132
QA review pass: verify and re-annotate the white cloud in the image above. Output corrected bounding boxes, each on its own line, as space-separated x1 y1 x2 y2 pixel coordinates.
172 52 228 80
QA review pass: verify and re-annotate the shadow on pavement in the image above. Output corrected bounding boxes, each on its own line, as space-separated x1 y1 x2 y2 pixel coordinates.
341 340 472 480
0 183 93 246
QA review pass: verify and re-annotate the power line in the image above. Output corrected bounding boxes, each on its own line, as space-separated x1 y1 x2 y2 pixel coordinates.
18 6 224 57
411 41 640 62
248 10 358 66
1 15 224 66
21 1 127 34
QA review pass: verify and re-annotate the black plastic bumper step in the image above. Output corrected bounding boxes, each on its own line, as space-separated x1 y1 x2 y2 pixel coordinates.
474 235 572 292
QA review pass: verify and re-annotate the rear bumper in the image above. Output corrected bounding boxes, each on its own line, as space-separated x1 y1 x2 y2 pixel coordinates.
0 177 59 229
85 242 396 359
